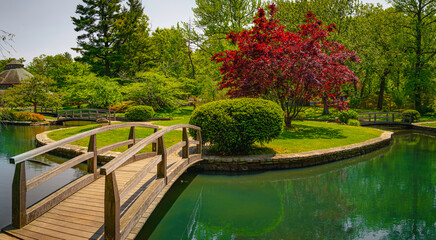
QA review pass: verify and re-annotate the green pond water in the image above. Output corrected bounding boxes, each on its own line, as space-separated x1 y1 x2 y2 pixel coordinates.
0 124 86 228
138 132 435 240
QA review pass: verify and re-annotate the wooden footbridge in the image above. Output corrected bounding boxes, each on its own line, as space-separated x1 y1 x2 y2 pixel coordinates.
56 109 117 122
2 123 202 240
358 112 412 126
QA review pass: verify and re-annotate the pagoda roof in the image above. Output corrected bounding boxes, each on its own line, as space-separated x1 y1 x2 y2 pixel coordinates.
0 60 33 85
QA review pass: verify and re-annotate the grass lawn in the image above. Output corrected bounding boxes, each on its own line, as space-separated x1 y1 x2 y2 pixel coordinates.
420 122 436 127
46 112 384 156
249 121 383 155
47 123 185 153
152 106 193 126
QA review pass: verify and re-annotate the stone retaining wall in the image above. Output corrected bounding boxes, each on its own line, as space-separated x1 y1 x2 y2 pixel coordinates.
411 123 436 134
195 131 394 171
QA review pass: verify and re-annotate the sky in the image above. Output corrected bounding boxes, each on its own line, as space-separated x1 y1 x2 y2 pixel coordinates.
0 0 387 65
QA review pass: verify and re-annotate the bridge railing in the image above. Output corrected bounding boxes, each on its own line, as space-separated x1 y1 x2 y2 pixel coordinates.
9 123 159 229
57 108 117 121
100 124 202 240
358 112 412 123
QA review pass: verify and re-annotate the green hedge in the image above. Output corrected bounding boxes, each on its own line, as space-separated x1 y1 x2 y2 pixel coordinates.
189 98 284 154
125 105 155 121
402 109 420 122
338 110 358 123
347 119 361 126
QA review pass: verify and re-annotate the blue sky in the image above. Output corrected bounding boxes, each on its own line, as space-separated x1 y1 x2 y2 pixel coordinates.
0 0 387 64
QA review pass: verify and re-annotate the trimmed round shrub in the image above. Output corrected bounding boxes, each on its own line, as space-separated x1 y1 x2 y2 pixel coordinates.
347 119 361 126
189 98 284 154
338 110 358 123
125 105 154 121
402 109 420 122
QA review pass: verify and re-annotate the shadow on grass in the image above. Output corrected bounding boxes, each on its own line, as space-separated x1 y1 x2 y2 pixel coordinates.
277 124 346 140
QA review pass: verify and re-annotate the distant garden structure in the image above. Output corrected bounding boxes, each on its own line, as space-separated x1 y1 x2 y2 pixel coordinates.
0 60 33 104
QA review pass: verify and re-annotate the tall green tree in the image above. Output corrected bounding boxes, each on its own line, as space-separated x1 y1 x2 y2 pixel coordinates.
114 0 153 76
72 0 122 76
193 0 262 36
27 53 90 88
389 0 436 111
2 75 59 112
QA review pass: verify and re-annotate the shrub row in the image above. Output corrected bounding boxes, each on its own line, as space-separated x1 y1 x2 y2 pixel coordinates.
0 109 45 122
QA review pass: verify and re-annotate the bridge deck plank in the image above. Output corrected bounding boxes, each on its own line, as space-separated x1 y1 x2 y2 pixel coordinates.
4 155 182 240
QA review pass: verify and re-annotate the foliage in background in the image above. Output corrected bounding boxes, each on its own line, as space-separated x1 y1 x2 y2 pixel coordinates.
121 71 185 111
27 53 91 87
189 98 284 154
2 75 60 112
62 74 122 109
125 105 155 121
110 101 136 113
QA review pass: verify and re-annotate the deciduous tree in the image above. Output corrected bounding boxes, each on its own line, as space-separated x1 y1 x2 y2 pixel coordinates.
213 4 360 126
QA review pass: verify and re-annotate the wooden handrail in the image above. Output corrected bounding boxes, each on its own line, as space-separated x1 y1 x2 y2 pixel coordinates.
11 123 158 164
102 124 202 240
10 123 159 229
100 124 200 175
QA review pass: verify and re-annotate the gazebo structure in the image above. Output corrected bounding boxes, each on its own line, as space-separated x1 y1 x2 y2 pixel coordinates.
0 60 33 94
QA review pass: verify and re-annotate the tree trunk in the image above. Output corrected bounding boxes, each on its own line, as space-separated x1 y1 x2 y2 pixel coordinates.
33 103 37 113
322 95 329 115
377 73 387 110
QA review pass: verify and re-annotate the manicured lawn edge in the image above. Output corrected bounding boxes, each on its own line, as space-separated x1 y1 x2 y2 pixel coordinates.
196 131 394 171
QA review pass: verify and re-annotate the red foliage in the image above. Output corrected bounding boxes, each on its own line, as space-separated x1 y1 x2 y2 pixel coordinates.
212 4 360 125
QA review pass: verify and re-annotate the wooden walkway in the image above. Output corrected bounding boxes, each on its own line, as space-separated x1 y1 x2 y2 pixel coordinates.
2 123 202 240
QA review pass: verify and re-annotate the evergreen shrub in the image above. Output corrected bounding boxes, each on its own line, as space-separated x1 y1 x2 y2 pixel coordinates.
347 119 361 126
125 105 154 121
338 110 358 123
189 98 284 154
402 109 420 122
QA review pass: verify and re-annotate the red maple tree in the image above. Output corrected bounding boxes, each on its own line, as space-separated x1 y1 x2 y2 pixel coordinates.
212 4 360 126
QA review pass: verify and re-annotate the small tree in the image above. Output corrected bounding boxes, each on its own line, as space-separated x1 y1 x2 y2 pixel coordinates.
212 4 360 126
3 74 59 112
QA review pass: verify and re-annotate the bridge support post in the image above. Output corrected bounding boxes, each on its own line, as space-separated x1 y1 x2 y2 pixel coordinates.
157 137 167 183
152 129 158 152
196 130 202 154
104 172 120 240
182 128 189 160
128 127 136 162
12 162 27 228
88 134 98 179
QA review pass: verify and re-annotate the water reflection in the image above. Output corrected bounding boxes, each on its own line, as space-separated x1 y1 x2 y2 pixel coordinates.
140 132 435 240
0 124 86 228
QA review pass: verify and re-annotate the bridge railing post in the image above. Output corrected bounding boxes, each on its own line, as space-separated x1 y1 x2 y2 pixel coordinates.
157 136 167 183
87 134 98 179
182 128 189 160
152 129 158 152
196 130 202 154
80 109 82 118
12 161 27 228
104 172 120 240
